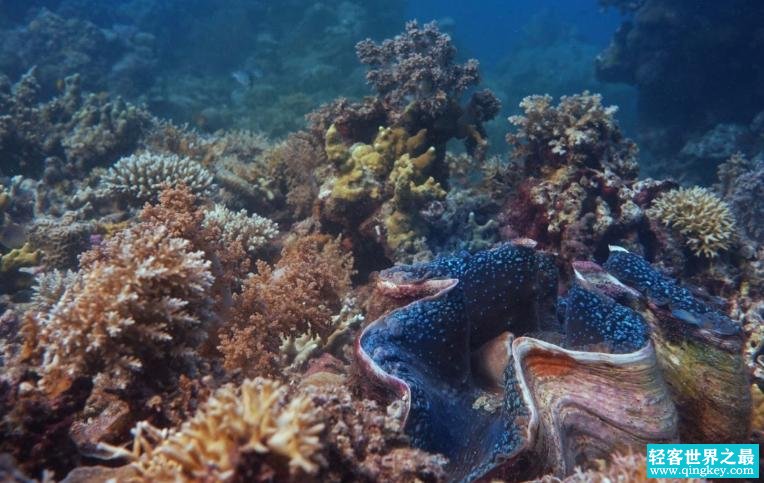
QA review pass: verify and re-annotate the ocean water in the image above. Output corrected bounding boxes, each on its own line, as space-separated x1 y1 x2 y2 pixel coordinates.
1 1 763 481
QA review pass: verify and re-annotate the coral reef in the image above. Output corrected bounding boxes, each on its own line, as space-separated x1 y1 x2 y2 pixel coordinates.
0 5 761 481
647 187 737 258
0 70 152 177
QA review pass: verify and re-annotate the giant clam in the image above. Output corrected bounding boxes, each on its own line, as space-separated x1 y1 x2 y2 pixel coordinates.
356 242 750 481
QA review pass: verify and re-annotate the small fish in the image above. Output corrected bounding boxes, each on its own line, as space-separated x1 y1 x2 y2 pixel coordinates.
231 68 264 89
231 69 252 88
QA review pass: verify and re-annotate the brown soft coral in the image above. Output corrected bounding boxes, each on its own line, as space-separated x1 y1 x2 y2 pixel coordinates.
218 234 355 378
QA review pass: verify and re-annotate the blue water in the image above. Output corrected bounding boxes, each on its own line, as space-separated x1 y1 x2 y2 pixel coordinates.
405 0 623 67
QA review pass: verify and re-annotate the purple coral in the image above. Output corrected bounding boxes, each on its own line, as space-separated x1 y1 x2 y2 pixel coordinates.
356 20 480 120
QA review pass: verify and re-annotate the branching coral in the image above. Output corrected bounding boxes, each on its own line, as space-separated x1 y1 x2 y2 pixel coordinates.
100 378 325 481
507 91 638 176
356 20 479 121
202 204 278 255
20 222 214 397
354 21 499 159
499 92 656 266
647 187 736 258
102 152 215 204
218 234 354 378
0 70 152 177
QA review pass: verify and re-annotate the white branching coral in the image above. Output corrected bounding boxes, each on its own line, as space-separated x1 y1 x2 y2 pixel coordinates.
99 378 324 481
202 204 278 254
22 224 214 396
647 186 737 258
102 152 215 203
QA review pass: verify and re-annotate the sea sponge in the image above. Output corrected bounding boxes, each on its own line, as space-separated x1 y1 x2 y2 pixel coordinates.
202 204 278 254
100 378 324 481
21 222 214 397
647 186 736 258
102 152 215 204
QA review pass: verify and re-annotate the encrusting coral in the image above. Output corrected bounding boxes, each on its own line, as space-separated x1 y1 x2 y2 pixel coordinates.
102 152 215 204
647 186 736 258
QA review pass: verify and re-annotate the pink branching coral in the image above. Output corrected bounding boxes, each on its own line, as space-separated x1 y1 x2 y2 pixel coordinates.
218 234 355 378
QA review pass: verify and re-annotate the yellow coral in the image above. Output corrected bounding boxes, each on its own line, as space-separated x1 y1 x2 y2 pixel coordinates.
647 187 736 258
326 124 432 204
100 378 324 481
1 243 40 272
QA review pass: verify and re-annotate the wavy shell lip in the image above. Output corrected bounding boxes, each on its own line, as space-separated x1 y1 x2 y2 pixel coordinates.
507 337 678 478
355 277 459 424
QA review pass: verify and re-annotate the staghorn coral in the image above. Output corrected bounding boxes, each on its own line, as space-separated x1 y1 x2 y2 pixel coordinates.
102 152 215 204
218 234 354 378
20 221 214 398
100 378 324 481
138 186 252 315
29 269 78 313
647 187 736 258
202 204 278 255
